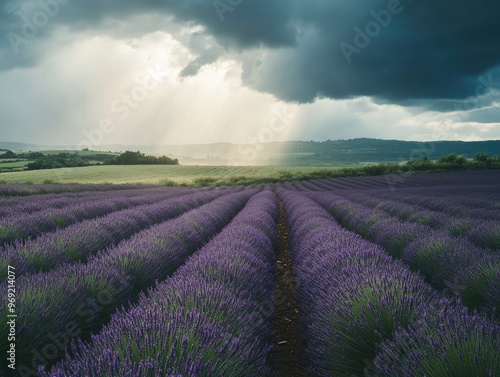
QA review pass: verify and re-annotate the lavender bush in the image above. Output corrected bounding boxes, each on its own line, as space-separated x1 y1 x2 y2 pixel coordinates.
374 303 500 377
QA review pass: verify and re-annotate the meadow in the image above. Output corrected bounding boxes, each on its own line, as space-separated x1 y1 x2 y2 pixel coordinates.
0 169 499 376
0 161 34 169
0 165 341 185
1 150 499 186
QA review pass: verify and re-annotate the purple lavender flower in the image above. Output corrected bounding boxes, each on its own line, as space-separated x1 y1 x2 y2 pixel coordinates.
374 303 500 377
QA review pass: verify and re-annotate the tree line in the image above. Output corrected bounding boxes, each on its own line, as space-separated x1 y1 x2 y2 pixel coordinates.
0 150 179 171
103 151 179 165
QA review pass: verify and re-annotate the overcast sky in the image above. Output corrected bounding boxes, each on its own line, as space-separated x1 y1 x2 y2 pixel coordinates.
1 0 500 147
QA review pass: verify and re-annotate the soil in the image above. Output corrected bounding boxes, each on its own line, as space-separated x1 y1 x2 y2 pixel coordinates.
269 197 312 377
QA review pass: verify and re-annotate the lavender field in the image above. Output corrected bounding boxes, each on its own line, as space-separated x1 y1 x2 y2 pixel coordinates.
1 170 499 377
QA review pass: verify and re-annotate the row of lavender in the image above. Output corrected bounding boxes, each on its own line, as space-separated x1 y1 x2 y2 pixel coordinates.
278 187 499 376
1 187 259 375
0 187 238 280
0 187 195 245
0 186 192 218
39 189 279 376
0 183 157 197
296 187 500 316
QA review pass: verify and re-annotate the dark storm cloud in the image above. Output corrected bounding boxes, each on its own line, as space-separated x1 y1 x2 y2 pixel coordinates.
179 31 224 78
242 0 500 108
2 0 500 108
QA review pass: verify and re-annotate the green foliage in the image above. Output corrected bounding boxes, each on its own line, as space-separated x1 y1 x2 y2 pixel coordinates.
474 151 492 163
406 156 434 170
158 179 176 186
192 177 218 186
15 150 178 172
104 151 179 166
277 170 294 180
26 153 91 170
438 153 467 165
0 150 17 158
361 163 400 176
0 150 45 160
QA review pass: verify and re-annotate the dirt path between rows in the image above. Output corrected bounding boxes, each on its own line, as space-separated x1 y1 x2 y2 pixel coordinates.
269 196 311 376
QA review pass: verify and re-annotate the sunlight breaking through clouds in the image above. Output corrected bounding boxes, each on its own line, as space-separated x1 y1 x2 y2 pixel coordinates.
0 0 499 145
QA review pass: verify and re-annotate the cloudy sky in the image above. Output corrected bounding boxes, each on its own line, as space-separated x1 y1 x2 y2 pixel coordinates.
1 0 500 148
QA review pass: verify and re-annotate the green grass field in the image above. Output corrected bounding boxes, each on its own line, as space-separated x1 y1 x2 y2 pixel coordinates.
0 165 342 185
0 160 33 168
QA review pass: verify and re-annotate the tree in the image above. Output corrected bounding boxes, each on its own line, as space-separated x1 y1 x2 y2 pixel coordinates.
474 151 492 163
438 153 467 164
0 150 17 158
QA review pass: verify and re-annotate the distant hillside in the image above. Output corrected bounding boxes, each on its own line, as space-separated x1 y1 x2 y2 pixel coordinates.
271 139 500 165
0 142 46 151
1 138 499 166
